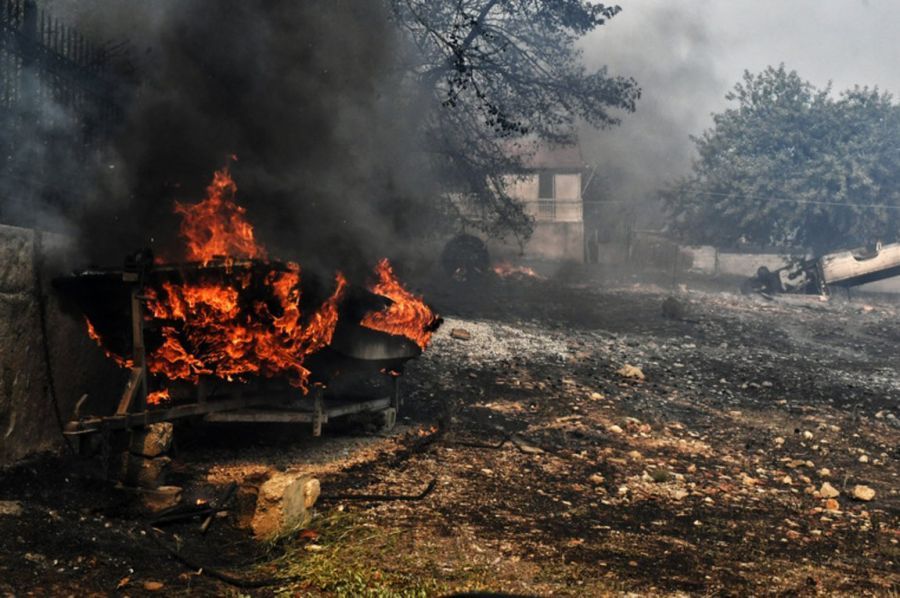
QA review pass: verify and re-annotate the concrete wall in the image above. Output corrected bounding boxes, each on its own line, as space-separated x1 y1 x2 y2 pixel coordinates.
523 221 584 262
683 246 791 277
0 224 122 466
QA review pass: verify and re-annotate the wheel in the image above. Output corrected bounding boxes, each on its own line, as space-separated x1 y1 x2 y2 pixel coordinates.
440 234 490 280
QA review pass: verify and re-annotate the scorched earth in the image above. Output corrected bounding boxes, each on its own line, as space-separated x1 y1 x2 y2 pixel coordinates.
0 272 897 596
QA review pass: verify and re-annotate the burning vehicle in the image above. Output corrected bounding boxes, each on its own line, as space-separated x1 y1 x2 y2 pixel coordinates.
56 168 441 443
741 241 900 295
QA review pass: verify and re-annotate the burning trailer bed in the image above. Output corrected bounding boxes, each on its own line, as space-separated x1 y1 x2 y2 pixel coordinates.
741 241 900 295
55 253 432 443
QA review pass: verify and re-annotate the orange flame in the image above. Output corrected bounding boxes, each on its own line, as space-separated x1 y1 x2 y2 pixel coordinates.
143 269 346 390
85 317 133 368
147 388 170 406
361 259 438 350
175 168 266 265
84 168 436 398
493 262 543 280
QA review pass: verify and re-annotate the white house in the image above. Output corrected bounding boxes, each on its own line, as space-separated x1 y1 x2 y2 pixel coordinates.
502 144 585 262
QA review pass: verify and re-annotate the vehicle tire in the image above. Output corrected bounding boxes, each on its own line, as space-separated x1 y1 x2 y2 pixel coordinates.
440 234 490 280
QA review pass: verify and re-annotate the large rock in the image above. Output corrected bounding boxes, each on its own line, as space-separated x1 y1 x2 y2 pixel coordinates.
250 473 320 540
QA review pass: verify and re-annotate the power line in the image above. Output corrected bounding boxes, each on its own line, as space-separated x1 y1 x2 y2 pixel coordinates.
669 188 900 211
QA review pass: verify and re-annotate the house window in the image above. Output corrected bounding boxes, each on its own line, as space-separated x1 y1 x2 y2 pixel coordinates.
538 172 554 199
537 172 556 219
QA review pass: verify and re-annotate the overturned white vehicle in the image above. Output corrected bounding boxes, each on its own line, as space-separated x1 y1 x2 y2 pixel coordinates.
741 242 900 295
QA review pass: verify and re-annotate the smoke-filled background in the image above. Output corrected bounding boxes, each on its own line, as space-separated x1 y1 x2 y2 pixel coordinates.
40 0 433 278
15 0 900 267
579 0 900 227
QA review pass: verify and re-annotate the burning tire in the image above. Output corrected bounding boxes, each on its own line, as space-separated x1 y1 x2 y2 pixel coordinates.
440 234 490 281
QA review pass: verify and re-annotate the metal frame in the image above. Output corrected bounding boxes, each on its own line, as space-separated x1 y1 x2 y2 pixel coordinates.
65 272 403 441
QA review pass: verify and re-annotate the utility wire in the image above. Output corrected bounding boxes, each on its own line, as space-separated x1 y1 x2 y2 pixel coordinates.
669 188 900 211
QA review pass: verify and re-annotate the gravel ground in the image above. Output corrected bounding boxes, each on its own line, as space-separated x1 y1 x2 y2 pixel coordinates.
0 272 897 596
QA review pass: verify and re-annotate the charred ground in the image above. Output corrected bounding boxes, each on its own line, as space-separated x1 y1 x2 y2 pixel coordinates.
0 269 898 596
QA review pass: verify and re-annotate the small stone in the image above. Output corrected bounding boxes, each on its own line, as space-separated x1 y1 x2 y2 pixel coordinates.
671 489 689 500
819 482 840 499
802 431 814 440
616 364 645 381
773 437 785 447
143 581 164 591
781 475 793 485
818 468 831 478
449 328 471 341
851 485 876 502
824 498 840 511
590 392 604 400
607 424 624 434
0 501 23 516
626 450 643 461
589 473 606 485
858 455 869 464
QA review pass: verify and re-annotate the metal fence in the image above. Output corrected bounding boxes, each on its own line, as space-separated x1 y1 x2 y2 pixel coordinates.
0 0 122 227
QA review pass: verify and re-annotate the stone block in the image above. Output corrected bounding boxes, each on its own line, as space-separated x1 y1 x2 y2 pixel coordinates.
250 473 320 540
130 423 174 458
124 455 172 489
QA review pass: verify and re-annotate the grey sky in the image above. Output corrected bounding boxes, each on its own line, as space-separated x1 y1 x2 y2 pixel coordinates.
578 0 900 205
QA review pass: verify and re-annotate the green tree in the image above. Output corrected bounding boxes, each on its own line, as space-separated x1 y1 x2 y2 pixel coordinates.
389 0 641 239
664 65 900 252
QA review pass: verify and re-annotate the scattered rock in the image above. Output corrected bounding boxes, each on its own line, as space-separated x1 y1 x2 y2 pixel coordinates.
450 328 472 341
818 468 831 478
0 501 23 516
671 489 689 500
858 454 869 464
824 498 840 511
851 485 876 502
616 364 645 381
607 424 624 434
589 473 605 485
819 482 840 499
142 581 164 591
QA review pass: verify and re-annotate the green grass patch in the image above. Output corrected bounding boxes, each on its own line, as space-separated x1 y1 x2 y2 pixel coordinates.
264 510 449 597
